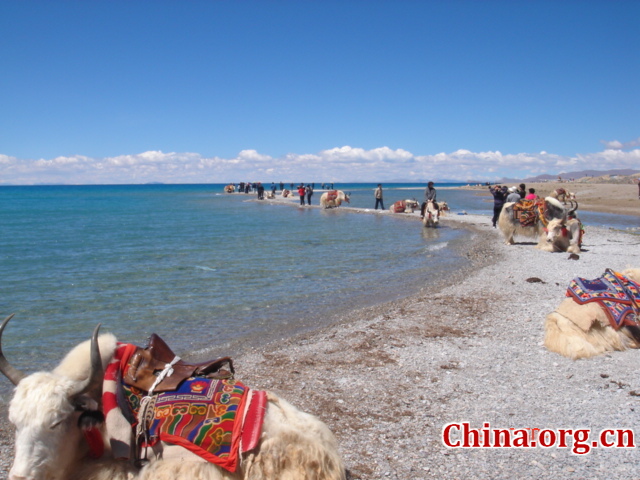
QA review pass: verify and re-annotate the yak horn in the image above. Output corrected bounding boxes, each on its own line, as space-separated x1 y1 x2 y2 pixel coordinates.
568 200 578 217
0 314 27 385
72 324 104 398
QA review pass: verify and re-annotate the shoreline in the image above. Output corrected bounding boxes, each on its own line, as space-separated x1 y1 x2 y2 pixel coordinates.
233 214 640 479
1 191 640 478
241 180 640 218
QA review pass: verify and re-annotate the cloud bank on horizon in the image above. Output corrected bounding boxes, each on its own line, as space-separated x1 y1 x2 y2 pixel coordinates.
2 140 639 185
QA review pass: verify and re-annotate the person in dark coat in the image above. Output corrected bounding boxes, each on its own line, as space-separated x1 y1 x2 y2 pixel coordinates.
489 185 508 228
518 183 527 199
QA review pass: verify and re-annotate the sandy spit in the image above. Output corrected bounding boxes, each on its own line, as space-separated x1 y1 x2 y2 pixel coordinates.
1 189 639 479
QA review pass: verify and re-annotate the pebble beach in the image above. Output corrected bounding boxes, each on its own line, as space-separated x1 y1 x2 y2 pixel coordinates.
1 182 639 479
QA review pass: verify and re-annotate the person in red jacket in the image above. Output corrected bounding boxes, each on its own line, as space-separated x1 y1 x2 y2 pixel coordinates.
297 184 306 206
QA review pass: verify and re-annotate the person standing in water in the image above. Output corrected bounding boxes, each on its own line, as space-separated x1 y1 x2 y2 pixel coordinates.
374 184 385 210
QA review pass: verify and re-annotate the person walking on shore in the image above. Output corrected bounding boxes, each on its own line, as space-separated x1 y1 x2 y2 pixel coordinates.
489 185 508 228
374 184 384 210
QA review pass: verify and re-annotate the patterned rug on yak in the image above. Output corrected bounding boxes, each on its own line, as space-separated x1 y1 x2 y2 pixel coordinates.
103 342 266 473
326 190 338 201
566 269 640 330
512 199 546 227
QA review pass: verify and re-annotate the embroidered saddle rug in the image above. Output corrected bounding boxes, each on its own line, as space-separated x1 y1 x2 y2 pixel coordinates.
103 342 267 473
512 199 546 227
326 190 338 201
392 200 406 213
566 269 640 330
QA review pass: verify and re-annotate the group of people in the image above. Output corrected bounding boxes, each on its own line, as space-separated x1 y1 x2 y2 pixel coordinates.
374 182 439 218
297 184 314 206
245 180 442 212
488 183 539 227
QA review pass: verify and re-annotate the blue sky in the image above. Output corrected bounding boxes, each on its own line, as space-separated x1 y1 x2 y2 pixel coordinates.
1 0 638 185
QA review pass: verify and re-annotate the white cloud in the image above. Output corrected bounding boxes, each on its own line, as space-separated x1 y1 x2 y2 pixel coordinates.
1 145 639 185
237 150 272 162
601 137 640 150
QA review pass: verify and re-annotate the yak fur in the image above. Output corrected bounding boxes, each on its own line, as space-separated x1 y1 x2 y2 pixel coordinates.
544 268 640 359
5 331 345 480
319 191 349 209
537 216 582 254
498 197 566 246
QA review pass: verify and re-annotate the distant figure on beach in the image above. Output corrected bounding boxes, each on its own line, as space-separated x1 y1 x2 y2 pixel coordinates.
489 185 508 228
374 184 384 210
420 181 438 218
637 178 640 199
518 183 527 199
506 186 521 203
305 184 313 205
297 184 306 205
256 182 265 200
525 188 538 200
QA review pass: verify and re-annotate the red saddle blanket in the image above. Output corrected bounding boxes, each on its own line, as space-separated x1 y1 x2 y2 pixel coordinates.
326 190 338 201
103 343 266 473
392 200 406 213
566 269 640 330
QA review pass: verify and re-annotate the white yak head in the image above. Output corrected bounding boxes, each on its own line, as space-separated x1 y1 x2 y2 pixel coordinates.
543 216 567 239
1 315 115 480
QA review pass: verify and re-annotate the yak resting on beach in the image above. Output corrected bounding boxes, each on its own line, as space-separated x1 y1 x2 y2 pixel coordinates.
545 268 640 359
319 190 350 209
390 199 419 213
498 197 580 252
0 315 346 480
538 204 583 254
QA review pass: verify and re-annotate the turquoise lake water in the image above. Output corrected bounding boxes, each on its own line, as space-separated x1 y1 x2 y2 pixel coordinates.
0 183 637 398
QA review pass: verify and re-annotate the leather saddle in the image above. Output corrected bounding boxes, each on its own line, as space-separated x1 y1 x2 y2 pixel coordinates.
123 334 234 393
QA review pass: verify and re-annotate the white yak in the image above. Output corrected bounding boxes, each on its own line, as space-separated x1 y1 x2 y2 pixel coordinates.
545 268 640 359
1 315 346 480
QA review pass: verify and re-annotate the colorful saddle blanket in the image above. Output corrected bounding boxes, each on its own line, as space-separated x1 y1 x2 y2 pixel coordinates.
566 269 640 330
392 200 406 213
103 343 266 473
512 199 545 227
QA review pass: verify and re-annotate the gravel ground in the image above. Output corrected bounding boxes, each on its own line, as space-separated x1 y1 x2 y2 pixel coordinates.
1 211 639 479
